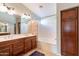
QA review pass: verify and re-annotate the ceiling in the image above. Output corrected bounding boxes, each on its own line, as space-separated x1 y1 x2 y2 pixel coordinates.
23 3 56 18
0 3 56 24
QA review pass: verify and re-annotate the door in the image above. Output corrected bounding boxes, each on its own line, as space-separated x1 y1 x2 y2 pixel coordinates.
61 7 78 56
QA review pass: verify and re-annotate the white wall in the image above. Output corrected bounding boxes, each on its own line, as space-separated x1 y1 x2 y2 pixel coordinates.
57 3 79 55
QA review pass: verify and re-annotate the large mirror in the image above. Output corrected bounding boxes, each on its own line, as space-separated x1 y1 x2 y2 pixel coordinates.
20 14 31 34
0 12 16 35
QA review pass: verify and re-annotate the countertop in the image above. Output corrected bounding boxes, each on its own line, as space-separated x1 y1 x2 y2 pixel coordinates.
0 34 35 42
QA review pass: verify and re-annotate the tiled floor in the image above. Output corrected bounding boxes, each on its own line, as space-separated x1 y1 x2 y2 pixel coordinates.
23 48 57 56
23 41 58 56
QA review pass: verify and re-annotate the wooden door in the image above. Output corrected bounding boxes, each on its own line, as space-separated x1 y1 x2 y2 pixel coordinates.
61 7 78 56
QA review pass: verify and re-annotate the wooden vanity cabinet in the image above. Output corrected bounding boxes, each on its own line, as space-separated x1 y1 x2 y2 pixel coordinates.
0 36 37 56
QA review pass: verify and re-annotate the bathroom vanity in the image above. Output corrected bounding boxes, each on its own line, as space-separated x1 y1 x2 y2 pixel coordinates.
0 34 37 56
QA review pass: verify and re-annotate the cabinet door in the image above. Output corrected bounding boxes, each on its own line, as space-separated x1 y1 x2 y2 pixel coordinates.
31 36 37 49
0 45 12 56
61 8 78 56
12 39 24 55
25 38 31 53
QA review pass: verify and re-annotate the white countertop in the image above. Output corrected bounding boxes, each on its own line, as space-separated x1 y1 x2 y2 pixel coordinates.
0 34 35 42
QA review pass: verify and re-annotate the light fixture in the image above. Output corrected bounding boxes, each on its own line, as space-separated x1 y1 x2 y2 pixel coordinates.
7 7 15 15
0 3 8 12
0 3 15 15
21 13 31 19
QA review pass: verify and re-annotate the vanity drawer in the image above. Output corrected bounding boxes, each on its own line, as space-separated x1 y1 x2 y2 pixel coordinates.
0 41 11 47
13 42 24 48
27 36 36 39
13 39 24 48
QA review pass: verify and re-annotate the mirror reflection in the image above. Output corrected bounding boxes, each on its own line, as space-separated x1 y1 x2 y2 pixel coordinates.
0 11 34 35
0 22 8 32
0 12 16 35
